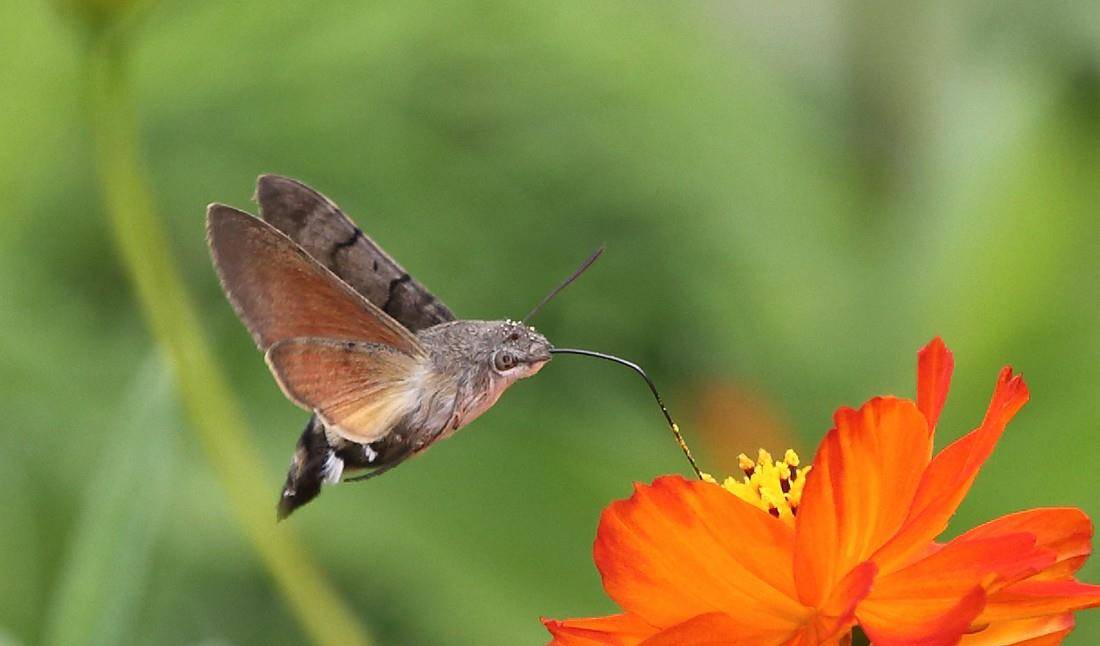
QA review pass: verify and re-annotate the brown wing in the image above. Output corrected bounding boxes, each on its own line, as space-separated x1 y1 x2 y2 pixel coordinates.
207 204 424 356
254 174 456 332
266 338 424 444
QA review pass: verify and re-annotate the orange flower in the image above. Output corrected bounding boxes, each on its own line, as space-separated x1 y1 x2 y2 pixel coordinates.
543 339 1100 645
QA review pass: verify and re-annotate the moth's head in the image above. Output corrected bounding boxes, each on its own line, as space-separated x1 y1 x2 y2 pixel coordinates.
487 319 552 381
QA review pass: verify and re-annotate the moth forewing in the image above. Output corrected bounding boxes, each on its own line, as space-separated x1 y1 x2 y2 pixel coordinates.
206 204 426 357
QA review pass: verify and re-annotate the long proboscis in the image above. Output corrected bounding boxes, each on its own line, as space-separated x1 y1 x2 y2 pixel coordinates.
523 246 605 323
549 348 703 479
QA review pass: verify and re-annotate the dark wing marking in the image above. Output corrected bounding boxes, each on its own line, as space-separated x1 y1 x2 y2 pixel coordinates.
254 174 456 332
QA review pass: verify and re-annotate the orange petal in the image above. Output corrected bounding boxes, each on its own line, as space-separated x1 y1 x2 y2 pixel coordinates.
794 398 932 605
823 561 877 630
639 612 791 646
858 589 981 646
790 562 876 645
980 579 1100 624
874 367 1029 571
874 532 1052 595
961 614 1074 646
857 532 1052 645
594 476 807 630
543 613 656 645
954 508 1093 582
859 586 984 646
917 337 954 432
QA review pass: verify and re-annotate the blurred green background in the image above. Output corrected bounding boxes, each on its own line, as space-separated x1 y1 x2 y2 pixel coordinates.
3 0 1100 644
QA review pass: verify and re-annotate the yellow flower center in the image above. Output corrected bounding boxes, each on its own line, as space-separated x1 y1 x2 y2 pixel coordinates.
703 449 810 527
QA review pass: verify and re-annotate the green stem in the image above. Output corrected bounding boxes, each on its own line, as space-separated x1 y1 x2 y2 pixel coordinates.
86 32 371 646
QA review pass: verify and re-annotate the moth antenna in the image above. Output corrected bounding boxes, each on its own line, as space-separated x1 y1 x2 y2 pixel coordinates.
549 347 704 479
522 246 605 323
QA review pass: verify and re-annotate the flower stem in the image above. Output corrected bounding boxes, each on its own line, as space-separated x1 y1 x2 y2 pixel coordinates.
86 32 371 646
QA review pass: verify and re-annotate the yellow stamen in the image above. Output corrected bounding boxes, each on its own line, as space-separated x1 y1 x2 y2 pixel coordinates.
737 453 756 477
705 448 811 527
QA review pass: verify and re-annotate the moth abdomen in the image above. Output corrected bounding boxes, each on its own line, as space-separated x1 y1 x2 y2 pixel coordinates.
277 415 331 520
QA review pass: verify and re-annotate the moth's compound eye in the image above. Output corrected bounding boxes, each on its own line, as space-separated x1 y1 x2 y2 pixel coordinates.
494 351 517 371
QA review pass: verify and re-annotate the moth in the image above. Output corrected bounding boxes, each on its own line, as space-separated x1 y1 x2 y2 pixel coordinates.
208 175 696 519
208 176 557 517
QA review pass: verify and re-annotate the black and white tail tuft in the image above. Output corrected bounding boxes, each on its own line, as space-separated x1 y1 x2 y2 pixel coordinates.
277 415 338 520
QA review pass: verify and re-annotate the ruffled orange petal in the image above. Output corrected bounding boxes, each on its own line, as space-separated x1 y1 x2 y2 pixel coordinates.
639 612 789 645
857 532 1053 644
961 614 1074 646
874 367 1029 571
543 613 656 645
954 508 1093 582
859 586 984 646
980 579 1100 624
917 337 954 433
594 476 807 630
788 562 876 645
794 397 932 606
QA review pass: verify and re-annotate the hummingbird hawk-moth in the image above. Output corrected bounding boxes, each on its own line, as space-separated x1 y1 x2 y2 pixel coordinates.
207 175 697 519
